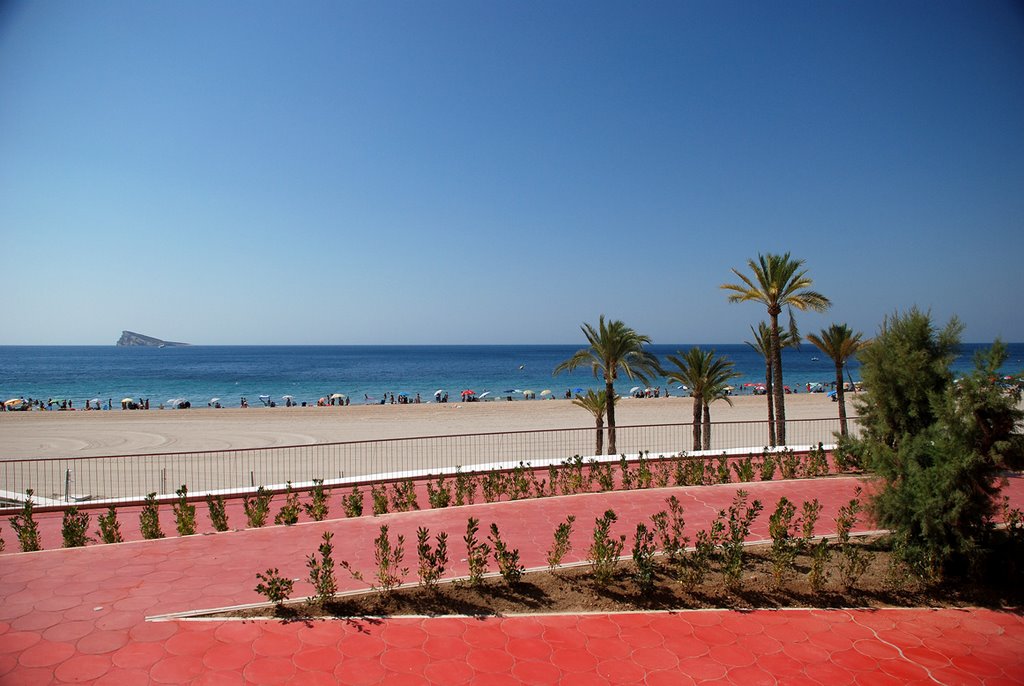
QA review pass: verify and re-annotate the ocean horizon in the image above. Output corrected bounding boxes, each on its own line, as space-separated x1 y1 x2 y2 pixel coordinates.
2 343 1021 410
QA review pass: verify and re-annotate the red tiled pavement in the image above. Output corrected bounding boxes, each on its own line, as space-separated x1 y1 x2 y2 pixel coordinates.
1 475 1022 684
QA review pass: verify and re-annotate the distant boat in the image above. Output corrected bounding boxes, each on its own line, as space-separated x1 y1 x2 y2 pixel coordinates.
810 356 819 361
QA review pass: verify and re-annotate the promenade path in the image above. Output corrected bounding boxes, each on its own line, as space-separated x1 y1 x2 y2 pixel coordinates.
2 475 1022 684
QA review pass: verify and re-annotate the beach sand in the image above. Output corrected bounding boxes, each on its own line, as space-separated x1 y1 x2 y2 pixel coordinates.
1 394 847 459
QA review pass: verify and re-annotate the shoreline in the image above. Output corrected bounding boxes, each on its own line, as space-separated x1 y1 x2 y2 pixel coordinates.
0 394 849 459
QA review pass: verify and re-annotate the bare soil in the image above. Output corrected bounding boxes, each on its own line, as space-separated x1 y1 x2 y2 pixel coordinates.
216 537 1023 620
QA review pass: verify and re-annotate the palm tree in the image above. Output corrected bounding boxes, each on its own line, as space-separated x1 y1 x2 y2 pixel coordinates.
746 322 799 446
554 316 661 455
722 253 830 445
572 389 609 456
665 348 739 451
700 360 741 450
807 324 868 436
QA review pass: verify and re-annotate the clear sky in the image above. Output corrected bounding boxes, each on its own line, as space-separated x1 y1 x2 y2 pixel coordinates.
1 1 1022 345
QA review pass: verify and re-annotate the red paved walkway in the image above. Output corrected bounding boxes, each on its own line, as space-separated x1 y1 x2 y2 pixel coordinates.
2 475 1023 684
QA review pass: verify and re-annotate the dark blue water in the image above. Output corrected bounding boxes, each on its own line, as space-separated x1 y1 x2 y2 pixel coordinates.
1 344 1020 409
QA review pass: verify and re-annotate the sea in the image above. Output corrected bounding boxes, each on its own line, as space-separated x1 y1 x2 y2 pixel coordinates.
1 343 1021 409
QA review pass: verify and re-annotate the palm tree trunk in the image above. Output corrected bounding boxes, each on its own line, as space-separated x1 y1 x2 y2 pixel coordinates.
765 358 776 447
692 396 702 451
835 363 847 436
769 310 787 445
702 402 711 450
605 380 616 455
596 417 604 456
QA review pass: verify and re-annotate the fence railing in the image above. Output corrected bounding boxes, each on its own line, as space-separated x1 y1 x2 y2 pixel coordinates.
0 416 860 511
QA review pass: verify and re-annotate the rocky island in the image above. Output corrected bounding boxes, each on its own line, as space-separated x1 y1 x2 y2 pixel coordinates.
116 331 190 347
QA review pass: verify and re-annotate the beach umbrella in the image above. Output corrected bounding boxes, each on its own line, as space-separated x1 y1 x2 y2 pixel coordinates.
522 389 535 398
540 389 552 397
331 393 346 400
398 392 408 397
282 395 294 400
461 389 475 396
630 386 641 394
209 397 221 403
121 397 135 404
478 391 491 398
573 388 584 394
4 398 24 408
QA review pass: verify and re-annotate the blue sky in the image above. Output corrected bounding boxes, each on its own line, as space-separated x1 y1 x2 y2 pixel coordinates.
1 1 1022 345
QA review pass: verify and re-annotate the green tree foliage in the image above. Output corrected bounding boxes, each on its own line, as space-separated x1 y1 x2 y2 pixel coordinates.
572 389 609 456
806 323 868 436
554 316 661 454
665 348 739 451
843 308 1023 579
723 253 830 445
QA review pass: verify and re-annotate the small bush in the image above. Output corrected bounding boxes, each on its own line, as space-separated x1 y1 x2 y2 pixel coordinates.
835 493 867 590
343 486 364 517
174 485 197 536
631 522 657 593
390 480 419 512
371 484 388 515
140 492 165 540
274 482 301 525
489 523 524 585
714 454 731 484
732 455 755 483
255 568 294 609
0 525 4 552
306 531 337 605
206 494 229 532
635 452 653 489
481 471 506 503
592 461 615 492
98 506 123 543
805 444 829 477
371 525 407 595
508 462 531 500
721 490 763 590
61 506 91 548
778 449 800 479
808 538 831 592
800 499 822 551
547 515 576 570
768 497 799 587
416 527 449 590
464 517 491 586
756 450 776 481
244 487 273 528
426 475 452 509
684 519 724 588
652 457 672 487
454 467 477 505
652 495 688 575
588 509 625 588
10 490 42 552
303 479 330 521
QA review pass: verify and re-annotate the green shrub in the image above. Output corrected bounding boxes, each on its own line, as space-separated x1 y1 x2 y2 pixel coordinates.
808 538 831 592
371 484 388 515
652 495 688 575
768 497 799 587
416 527 449 590
306 531 337 605
303 479 330 521
547 515 576 570
274 482 301 525
174 485 197 536
61 506 91 548
835 493 867 590
370 525 407 595
631 522 657 593
454 467 478 505
426 474 452 508
588 509 625 588
464 517 491 586
489 523 524 585
756 450 776 481
720 490 763 590
206 494 229 532
243 487 272 528
255 568 294 609
732 455 755 483
98 505 123 543
10 490 42 551
343 486 364 517
140 492 165 540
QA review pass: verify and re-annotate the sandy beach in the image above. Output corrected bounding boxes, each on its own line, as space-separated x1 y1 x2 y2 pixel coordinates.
1 394 847 460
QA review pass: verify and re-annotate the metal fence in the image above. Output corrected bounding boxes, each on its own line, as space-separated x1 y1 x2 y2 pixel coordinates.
0 417 860 510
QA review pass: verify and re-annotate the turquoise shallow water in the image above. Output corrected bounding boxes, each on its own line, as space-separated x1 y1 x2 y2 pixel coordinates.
1 343 1020 409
